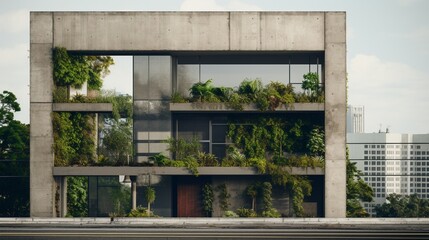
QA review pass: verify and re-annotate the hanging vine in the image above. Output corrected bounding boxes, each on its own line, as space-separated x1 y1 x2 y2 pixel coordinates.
216 184 231 213
202 183 214 217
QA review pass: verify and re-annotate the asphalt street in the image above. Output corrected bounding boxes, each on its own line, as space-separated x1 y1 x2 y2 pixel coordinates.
1 227 429 240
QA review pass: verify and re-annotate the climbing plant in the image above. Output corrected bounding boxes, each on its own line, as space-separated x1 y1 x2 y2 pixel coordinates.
216 184 231 213
53 47 114 90
202 183 214 217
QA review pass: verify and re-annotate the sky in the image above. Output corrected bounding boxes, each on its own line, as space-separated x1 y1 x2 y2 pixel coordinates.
1 0 428 134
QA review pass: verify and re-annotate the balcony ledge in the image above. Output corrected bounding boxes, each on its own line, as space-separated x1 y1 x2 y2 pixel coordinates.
52 103 113 113
53 166 324 176
169 103 324 112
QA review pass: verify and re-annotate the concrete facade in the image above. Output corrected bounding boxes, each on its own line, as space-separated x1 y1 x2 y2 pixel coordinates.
30 11 346 217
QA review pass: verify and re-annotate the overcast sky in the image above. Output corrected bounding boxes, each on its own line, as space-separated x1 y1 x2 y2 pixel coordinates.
1 0 428 134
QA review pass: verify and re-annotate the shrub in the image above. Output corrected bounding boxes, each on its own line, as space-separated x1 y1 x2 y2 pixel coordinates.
127 206 157 217
236 208 257 217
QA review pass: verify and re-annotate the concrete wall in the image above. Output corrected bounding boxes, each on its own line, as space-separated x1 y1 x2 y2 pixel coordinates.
30 13 55 217
30 11 346 217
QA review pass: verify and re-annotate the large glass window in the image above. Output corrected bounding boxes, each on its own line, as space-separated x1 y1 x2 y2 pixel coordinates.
176 53 324 94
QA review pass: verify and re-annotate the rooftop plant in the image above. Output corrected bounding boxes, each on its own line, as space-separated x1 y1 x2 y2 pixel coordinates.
171 74 324 109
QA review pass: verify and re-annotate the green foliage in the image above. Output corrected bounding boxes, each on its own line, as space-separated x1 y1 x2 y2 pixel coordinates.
145 186 156 214
236 207 257 217
183 156 200 176
217 184 231 212
246 183 259 211
202 183 214 217
261 182 273 211
261 208 281 218
227 118 323 162
301 72 321 100
375 194 429 217
189 79 219 102
307 127 325 158
267 163 312 217
346 147 373 217
197 151 219 166
166 137 200 161
0 120 29 162
171 92 188 103
0 91 29 217
53 47 114 90
223 210 239 218
182 75 323 110
238 78 263 99
165 138 202 175
67 177 88 217
53 112 96 166
0 91 21 127
127 206 157 217
99 120 132 166
221 146 247 167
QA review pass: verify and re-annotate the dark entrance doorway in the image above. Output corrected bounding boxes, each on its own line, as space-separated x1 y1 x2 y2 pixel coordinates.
176 176 205 217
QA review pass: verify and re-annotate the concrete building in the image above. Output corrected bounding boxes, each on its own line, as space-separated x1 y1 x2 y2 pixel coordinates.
347 105 364 133
30 11 346 217
348 133 429 216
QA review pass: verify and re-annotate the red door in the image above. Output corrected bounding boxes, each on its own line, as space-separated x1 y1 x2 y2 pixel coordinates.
177 178 204 217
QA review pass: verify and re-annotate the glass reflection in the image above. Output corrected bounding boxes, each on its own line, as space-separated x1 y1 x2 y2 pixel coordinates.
201 64 289 87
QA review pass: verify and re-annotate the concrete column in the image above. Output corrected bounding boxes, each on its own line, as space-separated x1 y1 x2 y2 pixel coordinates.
61 177 68 217
130 176 137 210
324 12 347 217
30 12 55 217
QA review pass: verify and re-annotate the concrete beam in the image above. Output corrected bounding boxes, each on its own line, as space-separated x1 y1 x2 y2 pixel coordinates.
52 103 113 112
260 12 324 51
52 167 325 176
53 12 230 51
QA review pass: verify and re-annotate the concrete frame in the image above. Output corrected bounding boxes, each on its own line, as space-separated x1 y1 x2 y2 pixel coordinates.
30 11 346 217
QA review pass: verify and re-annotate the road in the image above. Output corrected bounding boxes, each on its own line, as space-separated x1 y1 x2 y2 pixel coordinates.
1 227 429 240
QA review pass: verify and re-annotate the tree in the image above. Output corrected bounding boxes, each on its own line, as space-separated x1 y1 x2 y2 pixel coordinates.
0 91 29 217
301 73 320 98
145 186 156 215
0 91 21 127
375 193 429 217
99 120 132 165
346 149 374 217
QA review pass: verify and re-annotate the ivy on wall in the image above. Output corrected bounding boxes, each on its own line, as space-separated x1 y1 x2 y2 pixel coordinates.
53 47 114 90
52 112 96 166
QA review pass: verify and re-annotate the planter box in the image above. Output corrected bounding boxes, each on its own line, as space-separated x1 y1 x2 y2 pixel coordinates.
53 166 324 176
169 103 324 112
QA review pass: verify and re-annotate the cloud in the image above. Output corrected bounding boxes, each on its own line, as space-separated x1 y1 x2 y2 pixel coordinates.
0 9 28 33
348 54 429 133
180 0 262 11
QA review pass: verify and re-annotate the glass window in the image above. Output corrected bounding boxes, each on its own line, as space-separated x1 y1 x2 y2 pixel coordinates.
177 64 199 96
201 64 290 88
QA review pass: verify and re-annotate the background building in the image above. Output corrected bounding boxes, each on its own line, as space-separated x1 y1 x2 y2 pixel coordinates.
348 133 429 216
347 105 365 133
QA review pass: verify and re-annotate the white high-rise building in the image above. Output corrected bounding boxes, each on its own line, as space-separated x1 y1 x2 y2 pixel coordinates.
347 105 365 133
348 133 429 216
